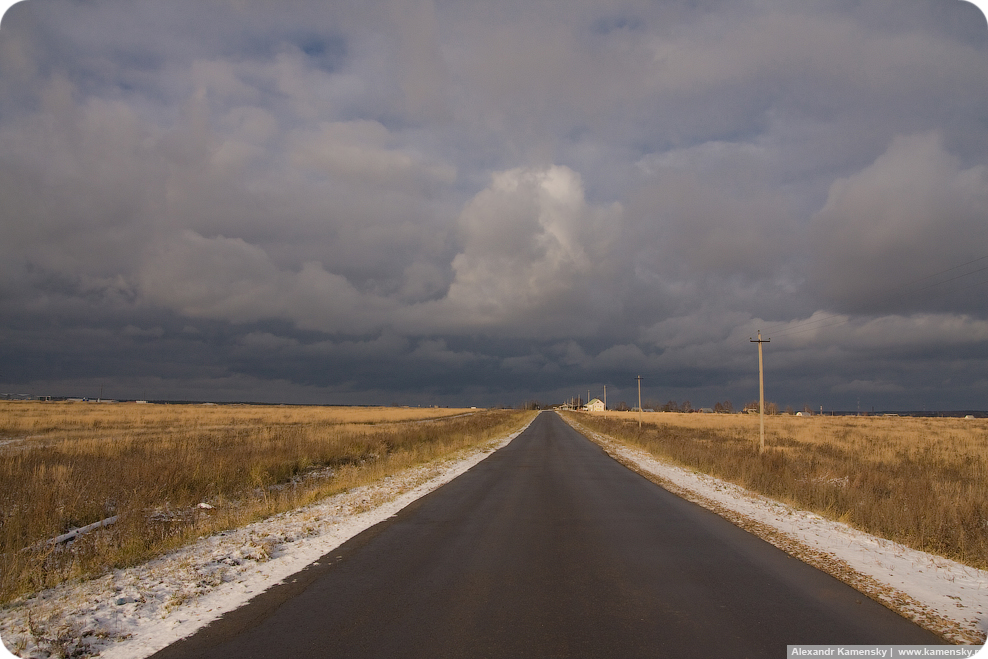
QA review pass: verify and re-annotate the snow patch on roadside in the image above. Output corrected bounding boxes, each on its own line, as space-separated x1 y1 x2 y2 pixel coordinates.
565 416 988 648
0 420 531 659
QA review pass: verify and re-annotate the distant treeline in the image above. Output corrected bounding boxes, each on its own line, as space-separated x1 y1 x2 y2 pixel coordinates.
520 397 985 418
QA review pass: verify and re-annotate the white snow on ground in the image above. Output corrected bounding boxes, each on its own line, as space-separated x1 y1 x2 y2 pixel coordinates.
3 412 986 657
0 422 530 659
564 415 988 653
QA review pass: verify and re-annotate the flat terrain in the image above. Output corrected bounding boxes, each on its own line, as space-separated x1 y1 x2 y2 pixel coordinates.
0 402 530 604
571 410 988 570
150 412 940 659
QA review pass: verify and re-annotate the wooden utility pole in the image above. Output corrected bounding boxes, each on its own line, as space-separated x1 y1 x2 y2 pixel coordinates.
603 385 606 411
637 375 643 429
750 330 770 454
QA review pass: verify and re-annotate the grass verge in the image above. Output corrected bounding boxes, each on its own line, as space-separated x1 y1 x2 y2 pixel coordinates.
562 410 988 570
0 402 533 605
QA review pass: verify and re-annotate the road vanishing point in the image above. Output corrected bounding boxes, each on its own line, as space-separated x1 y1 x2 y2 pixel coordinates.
151 411 941 658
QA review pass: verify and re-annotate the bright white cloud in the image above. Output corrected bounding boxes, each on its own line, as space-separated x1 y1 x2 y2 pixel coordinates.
138 165 622 339
432 165 622 335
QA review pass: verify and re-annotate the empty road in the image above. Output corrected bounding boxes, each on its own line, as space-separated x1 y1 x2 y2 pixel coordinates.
152 411 941 658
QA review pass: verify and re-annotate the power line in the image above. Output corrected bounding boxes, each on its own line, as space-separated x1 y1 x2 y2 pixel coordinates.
769 317 850 340
950 275 988 294
912 264 988 293
766 314 847 338
891 255 988 292
730 312 848 346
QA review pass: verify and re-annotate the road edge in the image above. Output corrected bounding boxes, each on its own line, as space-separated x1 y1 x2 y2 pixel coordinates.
1 413 539 659
559 413 981 645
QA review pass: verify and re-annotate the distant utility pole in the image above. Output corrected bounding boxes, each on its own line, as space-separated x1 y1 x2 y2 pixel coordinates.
637 375 643 429
603 385 606 411
750 330 770 454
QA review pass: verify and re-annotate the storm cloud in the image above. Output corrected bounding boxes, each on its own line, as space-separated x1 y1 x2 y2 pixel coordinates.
0 0 986 409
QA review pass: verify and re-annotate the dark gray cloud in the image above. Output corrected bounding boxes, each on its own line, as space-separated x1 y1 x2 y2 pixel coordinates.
0 0 986 410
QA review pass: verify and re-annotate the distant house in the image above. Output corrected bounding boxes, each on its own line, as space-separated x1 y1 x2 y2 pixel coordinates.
585 398 605 412
699 408 714 414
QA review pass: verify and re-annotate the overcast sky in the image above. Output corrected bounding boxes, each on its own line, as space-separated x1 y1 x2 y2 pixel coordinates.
1 0 986 410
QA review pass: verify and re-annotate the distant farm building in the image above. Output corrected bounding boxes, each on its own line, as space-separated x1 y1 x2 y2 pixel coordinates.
585 398 605 412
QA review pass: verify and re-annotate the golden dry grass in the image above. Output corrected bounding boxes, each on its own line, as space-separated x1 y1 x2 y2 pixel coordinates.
0 401 533 605
566 410 988 569
0 402 474 439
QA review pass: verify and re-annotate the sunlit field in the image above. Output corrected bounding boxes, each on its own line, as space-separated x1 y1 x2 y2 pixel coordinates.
0 401 532 604
565 410 988 570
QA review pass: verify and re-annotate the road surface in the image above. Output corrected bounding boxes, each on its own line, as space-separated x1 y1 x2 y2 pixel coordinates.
151 411 941 658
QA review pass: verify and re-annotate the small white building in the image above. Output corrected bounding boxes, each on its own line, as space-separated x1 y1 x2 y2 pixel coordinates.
585 398 605 412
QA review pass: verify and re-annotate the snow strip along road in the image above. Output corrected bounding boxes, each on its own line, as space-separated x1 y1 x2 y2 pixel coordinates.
146 411 939 659
562 414 988 648
0 419 533 659
2 411 982 658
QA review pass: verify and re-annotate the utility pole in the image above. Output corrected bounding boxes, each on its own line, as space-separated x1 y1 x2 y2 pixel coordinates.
637 375 643 429
750 330 770 454
603 385 606 411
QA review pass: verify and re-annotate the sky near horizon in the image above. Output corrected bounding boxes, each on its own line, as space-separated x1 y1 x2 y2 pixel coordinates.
0 0 986 409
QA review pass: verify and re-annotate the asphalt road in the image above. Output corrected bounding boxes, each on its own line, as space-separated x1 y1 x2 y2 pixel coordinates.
151 411 942 658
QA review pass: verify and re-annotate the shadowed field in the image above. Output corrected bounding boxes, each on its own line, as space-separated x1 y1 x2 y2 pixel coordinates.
564 410 988 570
0 402 532 604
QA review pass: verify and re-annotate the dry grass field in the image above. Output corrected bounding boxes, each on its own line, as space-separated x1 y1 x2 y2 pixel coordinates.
564 410 988 570
0 402 532 605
